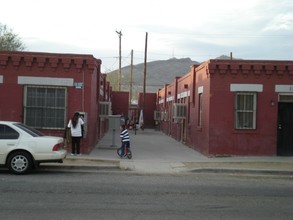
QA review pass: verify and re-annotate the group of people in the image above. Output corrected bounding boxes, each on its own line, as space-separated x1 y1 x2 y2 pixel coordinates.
65 112 130 157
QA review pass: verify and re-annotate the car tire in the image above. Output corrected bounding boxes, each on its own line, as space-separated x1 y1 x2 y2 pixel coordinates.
7 151 33 175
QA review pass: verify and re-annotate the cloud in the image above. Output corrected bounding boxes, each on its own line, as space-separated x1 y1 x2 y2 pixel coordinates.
263 13 293 31
1 0 293 72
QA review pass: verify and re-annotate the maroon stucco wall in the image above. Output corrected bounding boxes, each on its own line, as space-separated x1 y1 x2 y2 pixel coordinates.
111 91 129 116
0 51 103 153
206 60 291 155
156 59 293 156
138 92 157 128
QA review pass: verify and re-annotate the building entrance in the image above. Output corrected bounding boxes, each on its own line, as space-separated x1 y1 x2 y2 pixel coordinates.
277 102 293 156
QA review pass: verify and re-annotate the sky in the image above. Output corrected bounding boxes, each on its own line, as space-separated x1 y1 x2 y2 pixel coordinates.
1 0 293 73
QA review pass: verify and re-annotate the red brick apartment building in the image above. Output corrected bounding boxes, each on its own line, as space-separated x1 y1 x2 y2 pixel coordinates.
157 59 293 156
0 51 111 153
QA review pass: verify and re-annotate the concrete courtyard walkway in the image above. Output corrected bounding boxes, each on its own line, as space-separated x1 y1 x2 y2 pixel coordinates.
61 129 293 175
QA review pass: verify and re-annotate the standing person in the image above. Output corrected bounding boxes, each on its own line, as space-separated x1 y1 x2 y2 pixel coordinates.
120 113 125 126
120 124 130 157
67 112 84 156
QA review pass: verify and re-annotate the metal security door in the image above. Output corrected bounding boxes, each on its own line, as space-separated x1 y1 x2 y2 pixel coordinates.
277 103 293 156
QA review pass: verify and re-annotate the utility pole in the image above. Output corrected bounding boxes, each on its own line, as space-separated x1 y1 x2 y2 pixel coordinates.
116 30 122 91
129 49 133 107
142 32 148 130
143 32 148 108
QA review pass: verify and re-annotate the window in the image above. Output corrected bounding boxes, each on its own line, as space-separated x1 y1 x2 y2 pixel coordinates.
99 102 111 116
24 86 67 129
161 111 168 121
279 94 293 102
235 93 257 129
14 123 45 137
0 125 19 139
173 103 186 119
198 93 203 127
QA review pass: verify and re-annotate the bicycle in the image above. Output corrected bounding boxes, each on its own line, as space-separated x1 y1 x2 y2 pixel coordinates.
117 145 132 159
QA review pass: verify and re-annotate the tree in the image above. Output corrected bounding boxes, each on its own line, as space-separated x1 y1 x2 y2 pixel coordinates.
106 69 132 92
0 23 26 51
106 71 119 91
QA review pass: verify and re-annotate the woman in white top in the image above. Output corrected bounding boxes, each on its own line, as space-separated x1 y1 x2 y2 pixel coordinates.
67 112 84 155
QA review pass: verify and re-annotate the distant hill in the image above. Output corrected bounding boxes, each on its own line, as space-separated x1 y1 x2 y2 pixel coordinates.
107 57 199 95
215 54 242 60
106 55 240 97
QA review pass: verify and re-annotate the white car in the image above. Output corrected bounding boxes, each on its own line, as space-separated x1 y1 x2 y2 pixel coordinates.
0 121 67 174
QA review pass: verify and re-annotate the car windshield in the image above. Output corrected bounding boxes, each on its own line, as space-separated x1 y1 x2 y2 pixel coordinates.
14 123 45 137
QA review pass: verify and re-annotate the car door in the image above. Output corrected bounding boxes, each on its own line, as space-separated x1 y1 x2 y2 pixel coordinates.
0 124 20 164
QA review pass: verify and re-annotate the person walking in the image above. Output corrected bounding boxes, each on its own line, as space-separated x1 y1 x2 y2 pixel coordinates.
67 112 84 156
120 124 130 157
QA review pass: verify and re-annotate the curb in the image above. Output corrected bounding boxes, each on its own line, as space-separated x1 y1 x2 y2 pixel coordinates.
39 157 120 171
39 157 293 176
188 168 293 176
183 161 293 176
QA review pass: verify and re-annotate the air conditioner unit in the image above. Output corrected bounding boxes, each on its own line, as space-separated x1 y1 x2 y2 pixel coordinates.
173 103 186 119
99 102 111 117
154 111 161 121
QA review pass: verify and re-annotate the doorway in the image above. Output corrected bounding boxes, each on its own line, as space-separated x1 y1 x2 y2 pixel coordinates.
277 102 293 156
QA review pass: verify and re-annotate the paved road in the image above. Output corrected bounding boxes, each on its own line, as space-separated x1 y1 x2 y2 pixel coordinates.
1 171 293 220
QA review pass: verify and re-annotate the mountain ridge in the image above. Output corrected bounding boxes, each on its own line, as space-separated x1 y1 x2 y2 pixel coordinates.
107 57 199 94
107 55 239 96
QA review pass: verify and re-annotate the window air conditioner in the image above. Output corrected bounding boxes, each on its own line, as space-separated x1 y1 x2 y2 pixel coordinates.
154 111 161 121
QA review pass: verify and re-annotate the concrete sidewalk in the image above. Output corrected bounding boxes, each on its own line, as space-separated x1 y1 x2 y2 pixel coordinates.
57 129 293 175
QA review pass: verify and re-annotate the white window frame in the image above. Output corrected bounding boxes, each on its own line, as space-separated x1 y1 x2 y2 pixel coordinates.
23 85 67 129
99 101 112 117
235 92 257 130
173 103 186 119
198 93 203 128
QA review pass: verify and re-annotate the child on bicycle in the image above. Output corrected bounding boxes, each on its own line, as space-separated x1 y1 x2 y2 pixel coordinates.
120 124 130 157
